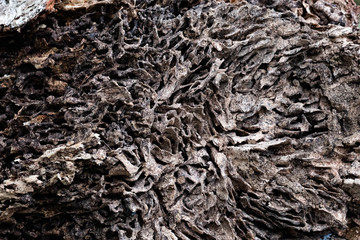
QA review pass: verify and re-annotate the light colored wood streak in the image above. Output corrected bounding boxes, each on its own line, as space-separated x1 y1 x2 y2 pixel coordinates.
0 0 47 28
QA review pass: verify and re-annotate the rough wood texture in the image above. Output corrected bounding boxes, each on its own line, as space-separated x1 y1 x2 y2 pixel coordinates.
0 0 48 28
0 0 360 239
248 0 360 27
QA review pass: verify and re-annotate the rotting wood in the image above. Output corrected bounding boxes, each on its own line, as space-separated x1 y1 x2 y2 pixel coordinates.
0 0 360 239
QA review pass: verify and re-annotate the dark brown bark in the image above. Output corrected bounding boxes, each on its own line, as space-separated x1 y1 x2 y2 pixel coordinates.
0 0 360 239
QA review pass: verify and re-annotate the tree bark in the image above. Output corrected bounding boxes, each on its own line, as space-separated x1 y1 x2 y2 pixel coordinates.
0 0 360 239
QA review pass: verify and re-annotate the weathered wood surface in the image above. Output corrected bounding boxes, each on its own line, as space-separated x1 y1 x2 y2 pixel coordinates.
0 0 48 28
0 0 360 239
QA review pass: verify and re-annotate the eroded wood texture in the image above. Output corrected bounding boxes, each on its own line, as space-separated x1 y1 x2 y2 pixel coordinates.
0 0 360 239
0 0 48 28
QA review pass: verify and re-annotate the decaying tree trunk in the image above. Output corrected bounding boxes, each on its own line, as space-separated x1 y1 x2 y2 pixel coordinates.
1 0 360 239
